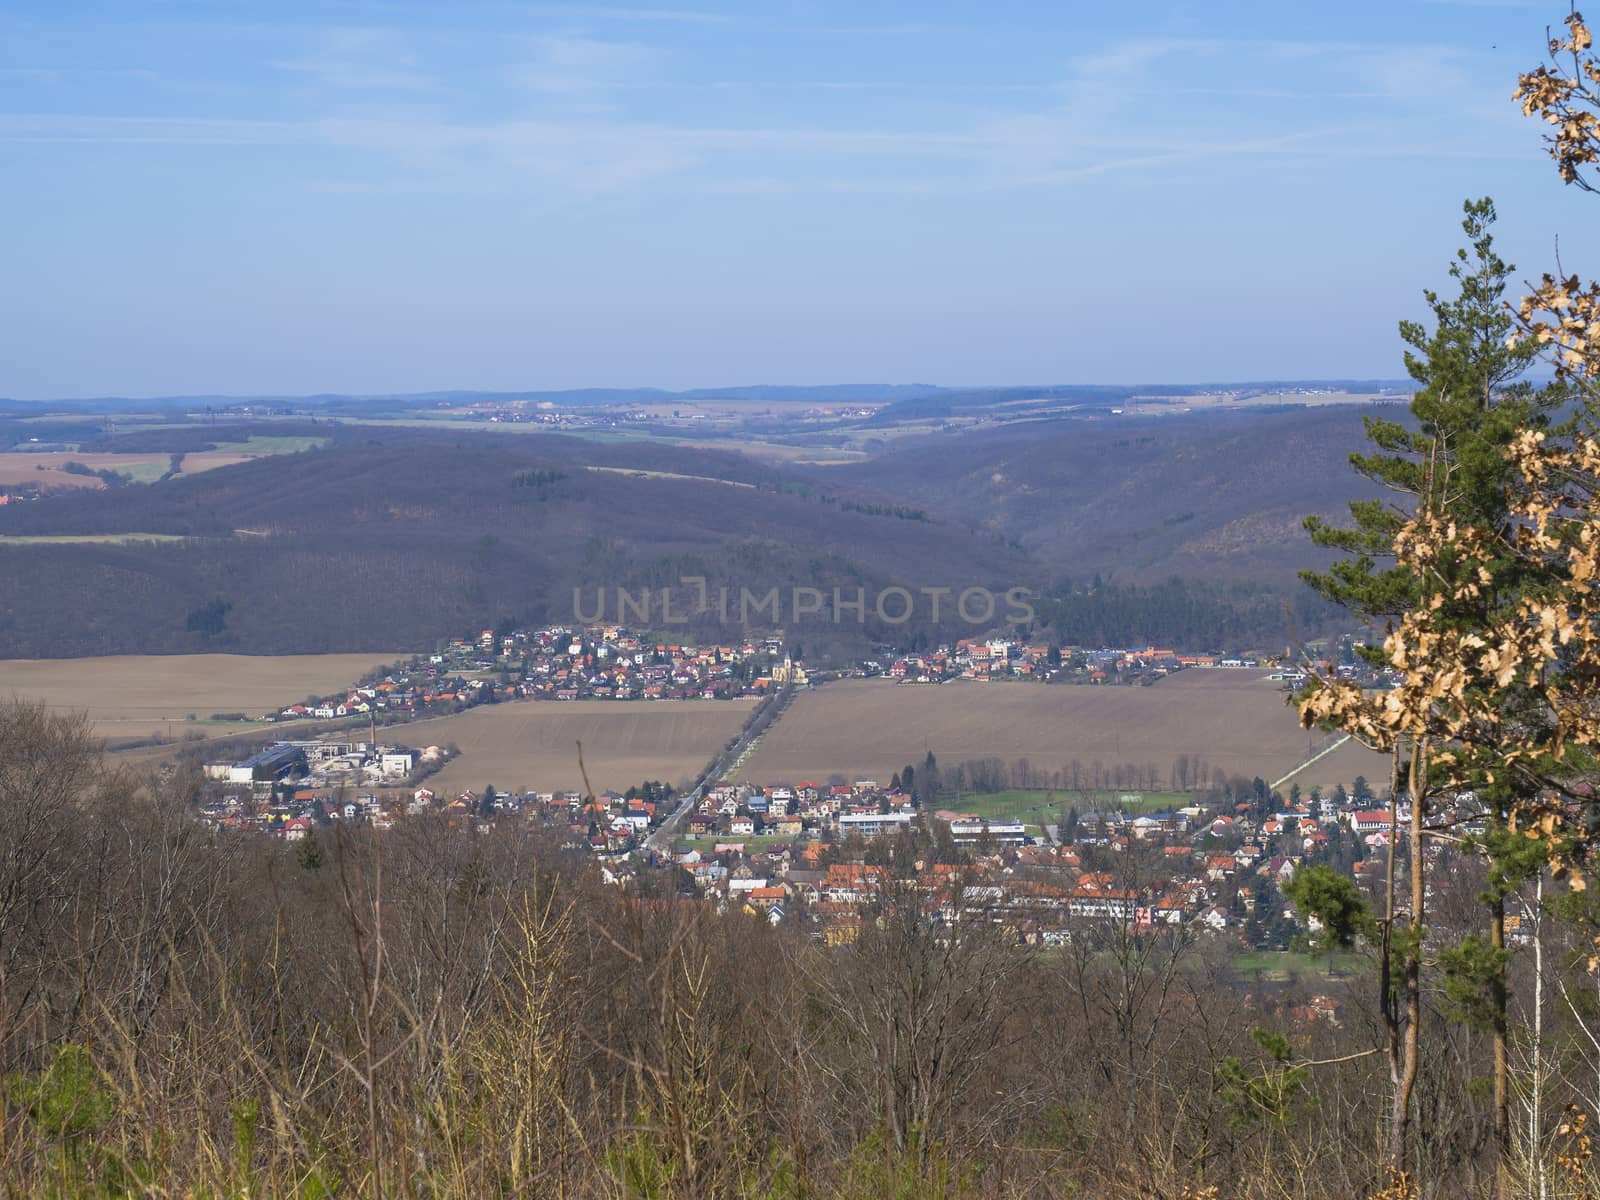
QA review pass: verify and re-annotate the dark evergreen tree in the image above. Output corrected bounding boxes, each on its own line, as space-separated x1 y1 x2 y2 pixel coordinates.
294 829 324 872
1298 198 1556 1169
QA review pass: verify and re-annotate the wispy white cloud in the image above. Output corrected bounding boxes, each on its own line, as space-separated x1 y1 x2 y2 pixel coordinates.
1058 34 1484 109
0 66 61 82
0 103 1485 201
271 26 436 91
0 21 1523 200
1016 126 1350 186
505 32 661 95
1334 44 1475 99
522 4 727 24
0 113 296 144
747 24 957 36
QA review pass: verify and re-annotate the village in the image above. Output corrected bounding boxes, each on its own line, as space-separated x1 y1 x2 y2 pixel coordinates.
243 620 1397 734
605 775 1472 953
183 621 1419 963
196 709 1465 967
266 626 798 723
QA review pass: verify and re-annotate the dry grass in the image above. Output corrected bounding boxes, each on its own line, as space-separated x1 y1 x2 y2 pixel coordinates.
0 449 263 492
0 533 193 545
0 652 403 744
174 450 259 472
584 465 756 488
743 671 1387 792
0 452 132 489
404 698 757 796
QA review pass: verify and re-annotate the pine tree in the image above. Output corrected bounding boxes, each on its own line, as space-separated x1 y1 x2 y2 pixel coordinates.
1298 199 1554 1175
1302 198 1547 643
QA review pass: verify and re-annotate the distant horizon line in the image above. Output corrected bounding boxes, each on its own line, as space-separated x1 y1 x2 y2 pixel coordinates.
2 377 1420 409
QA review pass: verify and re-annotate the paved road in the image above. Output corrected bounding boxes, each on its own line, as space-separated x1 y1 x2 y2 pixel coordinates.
643 683 795 854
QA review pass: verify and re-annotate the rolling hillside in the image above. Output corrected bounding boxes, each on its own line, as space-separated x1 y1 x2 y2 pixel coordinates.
0 430 1033 657
819 405 1390 586
0 405 1389 658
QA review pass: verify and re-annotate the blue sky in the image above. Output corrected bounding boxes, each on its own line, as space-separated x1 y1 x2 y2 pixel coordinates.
2 0 1595 399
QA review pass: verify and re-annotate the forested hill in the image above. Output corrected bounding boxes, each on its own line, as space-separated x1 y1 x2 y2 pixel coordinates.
819 404 1387 586
0 406 1384 658
0 432 1034 657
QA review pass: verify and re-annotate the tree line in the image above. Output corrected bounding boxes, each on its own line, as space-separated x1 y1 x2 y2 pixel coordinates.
1032 575 1351 654
915 752 1229 798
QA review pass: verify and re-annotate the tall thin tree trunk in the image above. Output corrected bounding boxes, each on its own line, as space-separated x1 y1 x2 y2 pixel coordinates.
1389 740 1426 1175
1487 793 1517 1200
1530 873 1546 1200
1493 882 1510 1200
1382 743 1405 1168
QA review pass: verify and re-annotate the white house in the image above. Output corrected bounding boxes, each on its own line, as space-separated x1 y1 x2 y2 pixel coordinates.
1349 810 1394 835
380 751 415 777
837 811 913 838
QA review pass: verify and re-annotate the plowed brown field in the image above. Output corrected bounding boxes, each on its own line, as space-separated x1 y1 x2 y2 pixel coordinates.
742 671 1385 792
1 653 403 746
406 699 757 796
